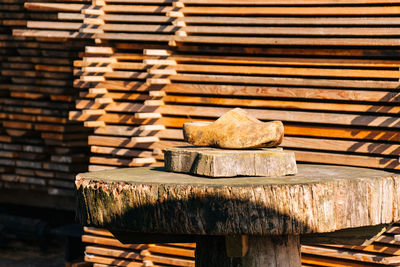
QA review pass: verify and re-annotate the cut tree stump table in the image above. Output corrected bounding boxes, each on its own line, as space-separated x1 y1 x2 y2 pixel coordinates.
75 164 400 267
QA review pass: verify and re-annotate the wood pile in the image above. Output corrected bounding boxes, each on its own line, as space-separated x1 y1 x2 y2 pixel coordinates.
0 0 90 207
82 225 400 267
82 227 195 267
301 222 400 266
10 0 400 265
17 0 400 171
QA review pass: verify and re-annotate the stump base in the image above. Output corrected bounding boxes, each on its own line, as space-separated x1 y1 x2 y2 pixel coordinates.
196 235 301 267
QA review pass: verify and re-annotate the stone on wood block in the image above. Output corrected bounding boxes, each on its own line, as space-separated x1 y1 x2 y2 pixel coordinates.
183 108 283 149
164 146 297 177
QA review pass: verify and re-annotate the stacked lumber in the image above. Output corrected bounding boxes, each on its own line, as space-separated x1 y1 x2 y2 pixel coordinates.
0 0 90 205
159 48 400 171
82 226 400 267
82 227 195 267
70 46 172 171
302 223 400 267
17 0 177 170
13 0 400 265
19 1 400 171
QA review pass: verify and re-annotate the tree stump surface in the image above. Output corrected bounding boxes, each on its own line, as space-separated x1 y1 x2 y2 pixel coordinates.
75 164 400 236
164 146 297 177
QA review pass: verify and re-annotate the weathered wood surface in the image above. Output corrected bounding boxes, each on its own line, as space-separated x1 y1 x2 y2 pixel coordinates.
76 164 400 236
196 235 300 267
164 146 297 177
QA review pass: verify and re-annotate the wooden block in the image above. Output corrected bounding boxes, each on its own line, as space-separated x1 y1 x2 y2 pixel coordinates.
83 18 105 25
164 146 297 177
83 57 116 64
95 98 113 104
86 46 113 54
134 112 162 119
89 88 108 94
143 59 176 66
81 76 106 82
139 125 166 131
82 109 106 115
146 78 171 85
144 100 164 106
173 1 185 8
131 136 160 143
143 49 171 56
81 9 105 16
147 68 177 75
172 20 186 27
80 28 104 34
84 121 106 127
94 0 106 6
82 66 112 72
167 11 184 17
175 30 187 37
149 90 166 97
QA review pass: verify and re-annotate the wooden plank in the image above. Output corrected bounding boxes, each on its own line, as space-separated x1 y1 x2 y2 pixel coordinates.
24 3 85 12
160 105 400 129
282 137 400 156
163 95 400 114
291 150 400 170
284 124 400 143
59 13 170 23
180 6 400 15
101 0 400 3
84 227 114 237
91 146 154 158
324 243 400 256
90 156 156 166
88 135 187 149
175 64 400 79
84 255 144 267
86 246 142 260
301 245 392 264
182 0 400 4
184 26 400 37
174 36 400 46
170 74 399 89
181 16 400 26
82 235 148 250
301 254 379 267
172 55 400 68
161 84 400 102
147 244 195 258
142 251 195 267
93 125 163 137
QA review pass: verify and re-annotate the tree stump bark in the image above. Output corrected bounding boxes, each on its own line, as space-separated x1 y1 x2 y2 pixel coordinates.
196 235 301 267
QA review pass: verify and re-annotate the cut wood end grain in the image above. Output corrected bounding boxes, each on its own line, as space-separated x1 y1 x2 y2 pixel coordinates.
84 121 106 128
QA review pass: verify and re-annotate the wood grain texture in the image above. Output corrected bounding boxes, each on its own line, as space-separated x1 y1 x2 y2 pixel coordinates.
164 147 297 177
76 164 400 235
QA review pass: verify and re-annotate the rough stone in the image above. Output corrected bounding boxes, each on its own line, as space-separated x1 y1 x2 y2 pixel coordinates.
164 146 297 177
183 108 284 149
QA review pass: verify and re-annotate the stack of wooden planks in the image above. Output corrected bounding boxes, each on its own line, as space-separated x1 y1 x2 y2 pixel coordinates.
83 227 196 267
82 225 400 267
0 0 90 207
11 0 400 265
302 222 400 266
17 0 400 171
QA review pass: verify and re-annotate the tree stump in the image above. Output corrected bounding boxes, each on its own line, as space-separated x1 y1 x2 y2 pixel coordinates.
75 164 400 266
196 235 300 267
